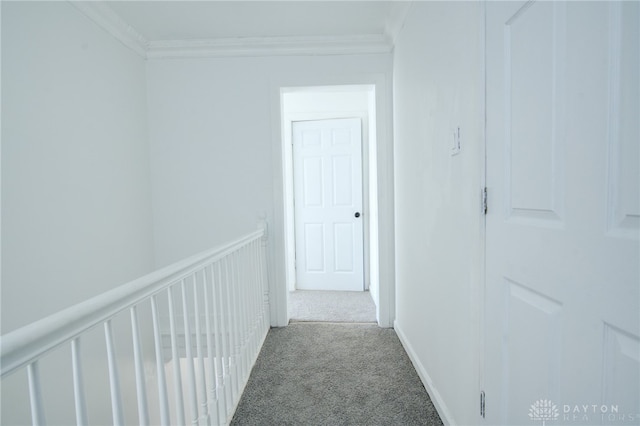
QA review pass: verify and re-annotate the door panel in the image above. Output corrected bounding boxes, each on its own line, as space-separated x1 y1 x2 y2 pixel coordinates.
506 1 565 225
334 223 355 272
485 2 639 424
304 224 325 272
607 3 640 238
332 156 353 206
302 157 323 207
293 118 364 291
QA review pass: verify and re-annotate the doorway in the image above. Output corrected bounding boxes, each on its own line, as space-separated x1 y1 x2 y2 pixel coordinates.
280 85 379 322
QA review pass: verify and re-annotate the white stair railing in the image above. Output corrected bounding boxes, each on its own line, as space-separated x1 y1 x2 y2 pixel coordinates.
1 222 270 425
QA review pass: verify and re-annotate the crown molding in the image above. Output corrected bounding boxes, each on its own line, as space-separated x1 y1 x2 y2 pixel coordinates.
146 34 392 59
68 1 394 60
69 1 148 58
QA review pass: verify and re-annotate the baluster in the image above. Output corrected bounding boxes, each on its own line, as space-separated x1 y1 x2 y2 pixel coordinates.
210 263 228 425
252 241 260 354
236 250 248 384
241 247 251 370
27 361 46 426
130 306 149 425
244 244 255 360
181 278 199 425
167 285 186 425
214 261 232 417
260 232 270 331
203 265 224 425
251 240 261 338
245 247 253 366
151 295 171 426
71 338 88 426
219 258 235 410
250 240 260 357
104 320 124 426
257 238 266 333
227 254 241 402
192 271 209 424
234 250 246 381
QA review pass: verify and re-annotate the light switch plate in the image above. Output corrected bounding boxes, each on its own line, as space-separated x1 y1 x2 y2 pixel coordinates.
451 126 461 156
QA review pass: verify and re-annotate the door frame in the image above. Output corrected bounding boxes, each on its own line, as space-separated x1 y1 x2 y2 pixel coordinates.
269 75 395 328
287 114 369 293
479 1 488 423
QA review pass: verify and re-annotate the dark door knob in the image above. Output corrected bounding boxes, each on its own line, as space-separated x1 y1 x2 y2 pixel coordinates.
355 212 361 218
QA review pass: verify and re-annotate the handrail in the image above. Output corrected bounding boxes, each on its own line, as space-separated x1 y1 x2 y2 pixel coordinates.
1 227 264 378
1 223 270 425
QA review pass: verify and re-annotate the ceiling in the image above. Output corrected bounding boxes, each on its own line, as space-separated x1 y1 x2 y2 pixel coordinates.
107 1 407 42
71 1 410 58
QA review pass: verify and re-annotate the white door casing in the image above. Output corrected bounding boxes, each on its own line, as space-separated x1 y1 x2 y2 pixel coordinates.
484 2 639 425
293 118 364 291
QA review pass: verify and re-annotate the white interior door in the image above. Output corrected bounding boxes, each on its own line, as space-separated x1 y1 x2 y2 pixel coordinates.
484 2 639 424
293 118 364 291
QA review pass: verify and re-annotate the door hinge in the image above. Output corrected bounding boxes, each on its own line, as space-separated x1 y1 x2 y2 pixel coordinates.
482 187 488 215
480 390 486 418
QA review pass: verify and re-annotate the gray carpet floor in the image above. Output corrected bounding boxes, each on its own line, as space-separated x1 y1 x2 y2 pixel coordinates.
288 291 377 323
231 323 443 426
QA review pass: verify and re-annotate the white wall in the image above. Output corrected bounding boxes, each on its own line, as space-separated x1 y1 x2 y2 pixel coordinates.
392 2 484 425
147 55 390 266
1 2 154 423
146 54 394 326
1 0 154 335
146 56 273 268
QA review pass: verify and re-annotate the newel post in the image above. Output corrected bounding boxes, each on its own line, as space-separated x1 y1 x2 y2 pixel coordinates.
257 218 268 240
257 215 270 328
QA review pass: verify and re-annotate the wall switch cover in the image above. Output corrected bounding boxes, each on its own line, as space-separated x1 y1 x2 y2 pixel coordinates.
451 126 461 156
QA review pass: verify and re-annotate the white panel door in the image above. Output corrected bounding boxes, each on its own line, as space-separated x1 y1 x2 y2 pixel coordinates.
293 118 364 291
485 2 639 425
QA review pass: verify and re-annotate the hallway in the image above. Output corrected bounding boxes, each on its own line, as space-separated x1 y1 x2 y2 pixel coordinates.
3 2 638 424
231 323 443 425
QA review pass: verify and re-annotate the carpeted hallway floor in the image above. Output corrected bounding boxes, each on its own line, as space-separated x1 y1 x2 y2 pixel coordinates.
288 290 377 323
231 323 443 425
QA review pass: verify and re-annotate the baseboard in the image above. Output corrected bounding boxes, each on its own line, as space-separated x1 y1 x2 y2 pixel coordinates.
394 320 456 426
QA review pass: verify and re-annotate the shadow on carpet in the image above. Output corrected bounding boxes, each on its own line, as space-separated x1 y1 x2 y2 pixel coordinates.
231 323 443 425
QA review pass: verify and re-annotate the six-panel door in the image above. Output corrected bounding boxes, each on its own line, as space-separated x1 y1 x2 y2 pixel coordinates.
485 2 639 424
292 118 364 291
